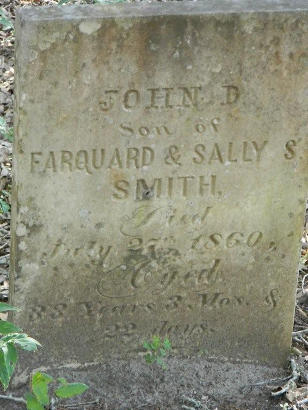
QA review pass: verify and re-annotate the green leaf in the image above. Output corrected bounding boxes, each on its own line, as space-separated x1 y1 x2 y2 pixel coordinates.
145 353 154 364
156 357 164 366
0 117 14 141
55 382 88 399
159 348 166 357
0 320 22 335
143 341 151 350
25 393 44 410
3 343 17 380
0 199 10 214
0 10 13 31
1 333 41 352
18 337 40 351
5 128 13 142
0 348 10 390
6 333 41 351
0 303 20 313
151 336 161 351
156 357 167 370
16 336 41 351
0 344 17 390
32 372 53 406
57 377 67 384
163 338 171 350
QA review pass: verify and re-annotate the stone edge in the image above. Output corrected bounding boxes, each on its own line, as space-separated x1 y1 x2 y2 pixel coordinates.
15 0 308 22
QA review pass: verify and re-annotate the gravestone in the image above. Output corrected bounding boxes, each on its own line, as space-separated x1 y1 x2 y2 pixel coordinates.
12 0 307 377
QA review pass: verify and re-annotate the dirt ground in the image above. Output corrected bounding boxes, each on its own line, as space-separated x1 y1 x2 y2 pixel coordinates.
0 0 307 409
0 356 298 409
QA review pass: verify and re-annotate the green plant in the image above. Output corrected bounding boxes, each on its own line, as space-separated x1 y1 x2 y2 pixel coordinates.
0 117 14 142
0 303 40 391
0 303 88 408
0 8 14 31
25 372 88 410
143 336 171 370
0 190 10 214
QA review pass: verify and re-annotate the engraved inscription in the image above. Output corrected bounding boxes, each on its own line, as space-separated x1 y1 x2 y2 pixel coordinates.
264 288 280 310
103 322 137 340
112 174 217 200
99 85 240 112
120 205 213 236
29 303 68 321
96 251 222 298
192 141 268 164
192 231 263 251
131 175 217 201
14 6 308 370
119 122 173 138
30 141 271 175
151 320 214 339
28 286 281 327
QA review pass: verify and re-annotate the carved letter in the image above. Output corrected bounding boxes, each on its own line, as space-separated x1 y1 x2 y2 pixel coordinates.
154 125 172 136
123 89 140 110
284 140 297 159
61 151 73 171
120 123 134 137
222 85 240 105
126 147 140 169
76 150 92 174
146 88 161 109
44 152 57 172
136 178 162 200
179 86 201 108
227 143 237 162
112 180 129 199
199 175 216 196
167 177 174 198
92 149 105 169
99 90 119 111
243 142 253 162
209 143 223 164
162 87 174 108
193 144 206 164
178 176 195 197
247 231 263 247
252 141 268 162
108 148 123 168
31 152 42 172
141 147 154 167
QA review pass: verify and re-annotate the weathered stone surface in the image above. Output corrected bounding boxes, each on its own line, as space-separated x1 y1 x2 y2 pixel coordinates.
11 0 308 374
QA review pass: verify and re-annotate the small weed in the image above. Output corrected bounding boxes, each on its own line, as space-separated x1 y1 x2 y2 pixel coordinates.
0 117 14 142
0 199 9 214
0 303 40 391
0 191 10 214
0 303 88 408
143 336 172 370
0 8 14 32
198 349 208 357
26 372 88 410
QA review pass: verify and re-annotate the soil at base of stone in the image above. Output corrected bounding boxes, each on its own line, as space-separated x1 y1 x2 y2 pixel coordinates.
0 357 289 410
